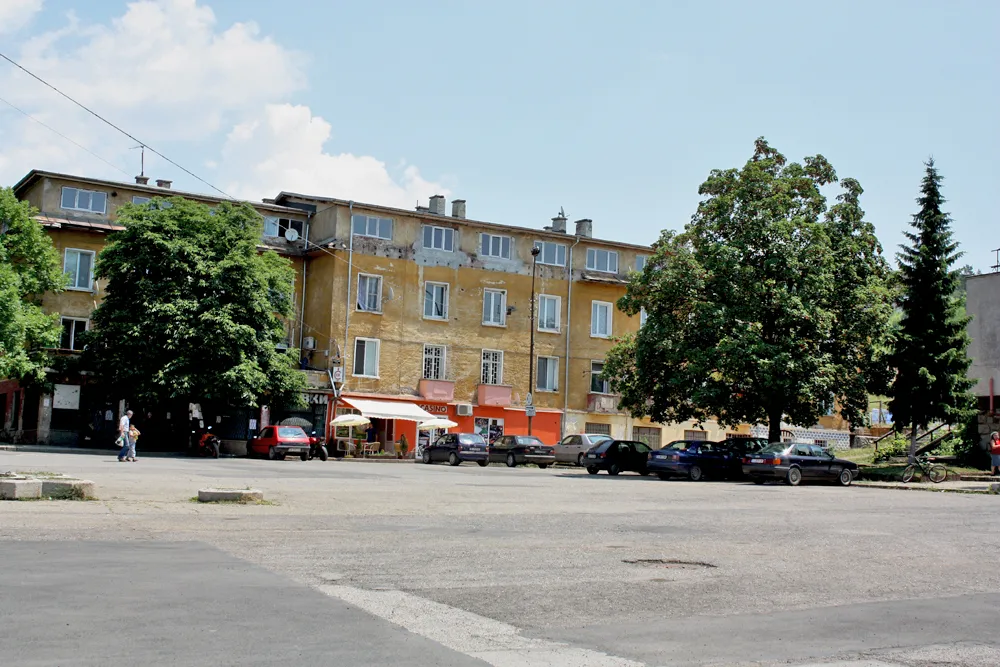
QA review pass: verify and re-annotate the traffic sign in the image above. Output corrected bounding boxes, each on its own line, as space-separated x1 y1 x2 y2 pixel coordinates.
525 392 533 406
525 406 536 417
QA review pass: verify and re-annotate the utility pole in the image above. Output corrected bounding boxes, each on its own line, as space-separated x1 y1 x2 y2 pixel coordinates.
527 246 540 435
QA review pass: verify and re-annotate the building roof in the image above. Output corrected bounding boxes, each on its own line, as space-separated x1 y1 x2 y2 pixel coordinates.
273 191 654 252
34 214 124 233
13 169 308 218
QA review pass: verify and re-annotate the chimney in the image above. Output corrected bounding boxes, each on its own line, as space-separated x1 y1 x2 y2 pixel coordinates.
155 179 172 189
451 199 466 219
429 195 446 215
135 175 149 185
551 214 567 233
574 218 593 238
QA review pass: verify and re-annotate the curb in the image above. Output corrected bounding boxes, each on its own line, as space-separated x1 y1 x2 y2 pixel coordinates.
855 481 992 495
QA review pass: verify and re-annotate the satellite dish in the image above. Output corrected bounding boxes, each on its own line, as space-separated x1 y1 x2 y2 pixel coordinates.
284 228 299 242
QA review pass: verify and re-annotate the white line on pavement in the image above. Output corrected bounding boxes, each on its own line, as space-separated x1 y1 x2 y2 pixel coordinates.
319 585 646 667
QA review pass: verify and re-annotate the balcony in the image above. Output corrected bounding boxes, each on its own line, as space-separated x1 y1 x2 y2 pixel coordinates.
477 384 512 407
588 393 620 414
418 379 455 402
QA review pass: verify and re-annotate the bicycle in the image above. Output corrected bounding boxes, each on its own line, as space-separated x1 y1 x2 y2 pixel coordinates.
901 455 948 484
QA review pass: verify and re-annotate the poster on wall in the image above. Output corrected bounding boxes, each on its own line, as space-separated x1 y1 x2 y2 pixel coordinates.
474 417 504 443
52 384 81 410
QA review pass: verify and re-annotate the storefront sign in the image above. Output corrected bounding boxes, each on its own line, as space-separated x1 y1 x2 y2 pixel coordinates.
418 403 449 415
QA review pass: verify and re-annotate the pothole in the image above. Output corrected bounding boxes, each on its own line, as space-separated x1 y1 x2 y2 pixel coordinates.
622 558 716 569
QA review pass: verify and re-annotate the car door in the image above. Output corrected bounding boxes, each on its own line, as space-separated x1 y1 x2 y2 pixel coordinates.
255 427 274 455
792 444 817 478
431 434 447 462
633 442 652 471
555 435 572 462
490 435 508 463
810 445 836 480
698 442 727 478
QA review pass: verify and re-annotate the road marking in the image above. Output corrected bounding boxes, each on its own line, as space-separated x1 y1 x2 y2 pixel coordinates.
320 585 645 667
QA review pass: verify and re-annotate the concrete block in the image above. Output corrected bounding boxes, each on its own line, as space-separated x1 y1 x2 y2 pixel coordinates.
991 483 1000 494
198 488 263 503
0 479 42 500
40 479 95 500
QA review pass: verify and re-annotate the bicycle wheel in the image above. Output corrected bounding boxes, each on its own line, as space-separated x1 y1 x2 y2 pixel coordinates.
901 464 917 483
928 465 947 484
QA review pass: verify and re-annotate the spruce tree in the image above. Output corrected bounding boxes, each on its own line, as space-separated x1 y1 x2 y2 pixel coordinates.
889 159 975 460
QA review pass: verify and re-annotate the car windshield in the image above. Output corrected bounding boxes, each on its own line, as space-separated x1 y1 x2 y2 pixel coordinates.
592 441 614 453
459 434 486 445
587 434 612 445
278 427 306 438
662 441 696 452
516 436 544 446
759 443 790 454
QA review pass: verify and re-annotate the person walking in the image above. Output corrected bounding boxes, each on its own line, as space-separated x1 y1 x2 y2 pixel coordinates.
128 424 141 462
990 431 1000 476
117 409 134 462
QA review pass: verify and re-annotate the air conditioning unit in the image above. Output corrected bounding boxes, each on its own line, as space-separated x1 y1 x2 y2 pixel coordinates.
303 336 316 350
456 403 473 417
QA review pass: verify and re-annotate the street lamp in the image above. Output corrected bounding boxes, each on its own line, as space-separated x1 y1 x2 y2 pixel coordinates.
527 245 540 435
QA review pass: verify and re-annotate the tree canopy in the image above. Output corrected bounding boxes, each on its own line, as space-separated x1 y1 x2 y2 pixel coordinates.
85 197 304 410
604 138 894 442
0 187 65 385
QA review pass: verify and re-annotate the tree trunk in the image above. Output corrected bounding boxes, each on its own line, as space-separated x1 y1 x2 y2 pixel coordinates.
908 421 918 463
767 407 783 443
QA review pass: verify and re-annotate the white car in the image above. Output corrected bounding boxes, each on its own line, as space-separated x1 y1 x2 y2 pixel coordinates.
554 433 614 466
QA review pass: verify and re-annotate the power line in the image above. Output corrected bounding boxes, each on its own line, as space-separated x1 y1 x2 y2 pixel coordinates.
0 94 132 178
0 51 234 200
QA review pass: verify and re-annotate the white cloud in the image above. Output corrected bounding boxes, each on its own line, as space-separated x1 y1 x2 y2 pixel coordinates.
0 0 43 34
0 0 446 206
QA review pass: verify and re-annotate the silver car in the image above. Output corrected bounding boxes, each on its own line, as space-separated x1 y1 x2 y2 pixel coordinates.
554 433 614 466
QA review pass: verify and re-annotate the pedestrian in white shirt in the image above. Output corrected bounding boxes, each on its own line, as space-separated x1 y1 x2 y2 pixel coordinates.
117 410 134 462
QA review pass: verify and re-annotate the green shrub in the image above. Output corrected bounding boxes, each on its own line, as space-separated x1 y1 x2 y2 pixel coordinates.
873 435 909 463
954 414 990 469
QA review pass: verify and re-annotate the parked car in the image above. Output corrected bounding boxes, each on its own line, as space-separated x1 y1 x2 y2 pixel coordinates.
742 442 859 486
647 439 734 481
489 435 556 468
555 433 614 466
582 440 652 476
421 433 489 466
248 425 312 460
714 437 770 479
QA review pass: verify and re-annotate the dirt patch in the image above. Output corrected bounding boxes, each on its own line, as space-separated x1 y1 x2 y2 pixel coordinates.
622 558 717 569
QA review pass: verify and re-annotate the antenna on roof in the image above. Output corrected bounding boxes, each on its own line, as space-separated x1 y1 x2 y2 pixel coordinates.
558 206 566 218
992 248 1000 273
129 144 146 177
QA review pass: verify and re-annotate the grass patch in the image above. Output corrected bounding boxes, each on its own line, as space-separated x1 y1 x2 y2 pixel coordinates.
838 447 876 465
15 470 67 479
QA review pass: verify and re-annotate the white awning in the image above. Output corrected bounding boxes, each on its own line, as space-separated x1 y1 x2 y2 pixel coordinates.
341 397 435 422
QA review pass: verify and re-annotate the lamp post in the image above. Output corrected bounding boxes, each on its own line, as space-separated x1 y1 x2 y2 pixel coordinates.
527 245 540 435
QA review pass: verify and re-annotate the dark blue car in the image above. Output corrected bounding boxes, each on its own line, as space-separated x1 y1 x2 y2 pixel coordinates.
421 433 489 466
647 439 735 481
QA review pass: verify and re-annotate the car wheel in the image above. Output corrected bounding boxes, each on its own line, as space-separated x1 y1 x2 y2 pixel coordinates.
277 453 286 461
608 464 621 476
506 453 517 468
657 472 671 481
688 465 703 482
449 452 461 466
537 463 549 470
477 460 488 467
318 446 328 462
752 477 766 485
422 449 432 464
577 453 585 467
638 467 649 476
587 466 598 475
267 446 277 461
786 467 802 486
300 452 309 461
837 468 853 486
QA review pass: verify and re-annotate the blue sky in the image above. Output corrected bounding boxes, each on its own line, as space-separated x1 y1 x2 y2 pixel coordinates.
4 0 998 269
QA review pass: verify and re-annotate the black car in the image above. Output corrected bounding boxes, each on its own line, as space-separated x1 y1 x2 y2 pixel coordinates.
421 433 489 466
489 435 556 468
646 439 733 481
715 437 770 479
583 440 652 476
742 442 859 486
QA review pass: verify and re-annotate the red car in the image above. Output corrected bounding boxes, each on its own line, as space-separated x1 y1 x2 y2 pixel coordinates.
248 425 312 460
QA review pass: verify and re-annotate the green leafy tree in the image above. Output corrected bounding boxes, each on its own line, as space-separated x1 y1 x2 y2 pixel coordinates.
888 160 974 460
85 197 305 411
605 139 893 442
0 187 65 386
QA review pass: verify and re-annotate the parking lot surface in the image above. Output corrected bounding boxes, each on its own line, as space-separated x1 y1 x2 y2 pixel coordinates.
2 450 999 666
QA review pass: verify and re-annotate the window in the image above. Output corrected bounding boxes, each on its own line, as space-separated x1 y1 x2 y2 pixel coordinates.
423 345 446 380
132 196 151 205
352 338 380 377
591 301 612 338
537 295 560 333
585 422 612 436
60 187 107 214
60 318 88 351
351 214 393 240
480 233 512 259
482 289 507 326
533 240 567 266
481 349 503 385
640 308 648 327
356 274 382 312
263 216 280 237
423 225 455 251
537 356 558 392
633 426 661 449
586 248 619 273
635 255 648 272
683 429 708 441
64 249 94 291
590 361 609 393
423 282 449 320
263 217 303 239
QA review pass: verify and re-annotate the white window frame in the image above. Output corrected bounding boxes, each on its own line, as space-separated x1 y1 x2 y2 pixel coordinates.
351 214 393 240
480 233 512 259
482 289 507 327
423 282 450 321
537 294 561 333
352 337 381 378
536 356 559 392
423 225 455 251
263 216 280 237
60 317 89 351
423 344 447 381
481 349 504 385
591 360 610 394
533 240 567 267
356 273 383 313
586 248 619 273
132 195 151 205
634 255 648 272
591 300 612 338
63 248 95 291
60 187 107 214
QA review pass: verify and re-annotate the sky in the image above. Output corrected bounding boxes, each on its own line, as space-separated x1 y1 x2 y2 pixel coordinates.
1 0 997 269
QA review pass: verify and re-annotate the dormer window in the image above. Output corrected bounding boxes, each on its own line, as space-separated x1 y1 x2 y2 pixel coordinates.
61 187 107 214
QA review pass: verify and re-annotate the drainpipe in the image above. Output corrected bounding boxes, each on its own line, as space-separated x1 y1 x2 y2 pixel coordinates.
343 202 355 391
298 218 310 352
562 236 583 437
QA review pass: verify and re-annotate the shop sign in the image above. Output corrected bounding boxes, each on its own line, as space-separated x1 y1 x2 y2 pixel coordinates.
418 403 449 415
